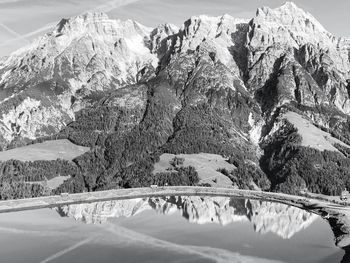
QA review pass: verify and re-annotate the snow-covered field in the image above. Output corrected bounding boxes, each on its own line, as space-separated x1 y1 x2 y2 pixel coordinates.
153 153 235 187
0 139 89 162
285 111 350 152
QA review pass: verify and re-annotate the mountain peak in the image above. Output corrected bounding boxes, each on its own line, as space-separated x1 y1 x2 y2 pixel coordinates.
55 12 109 31
51 11 153 42
53 12 118 36
252 1 334 49
81 11 109 20
280 1 299 10
256 1 326 33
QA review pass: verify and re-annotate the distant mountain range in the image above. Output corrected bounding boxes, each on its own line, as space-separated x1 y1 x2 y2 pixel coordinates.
1 2 350 199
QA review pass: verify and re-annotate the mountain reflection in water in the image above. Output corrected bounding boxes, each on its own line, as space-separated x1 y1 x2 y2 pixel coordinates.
0 196 344 263
57 196 317 239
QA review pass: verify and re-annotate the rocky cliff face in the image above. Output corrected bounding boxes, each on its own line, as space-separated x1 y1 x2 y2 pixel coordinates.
247 2 350 118
0 12 173 148
57 196 317 239
1 2 350 196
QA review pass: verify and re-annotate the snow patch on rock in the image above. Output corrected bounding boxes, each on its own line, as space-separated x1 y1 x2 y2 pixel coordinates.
0 98 66 142
248 112 263 145
284 111 350 152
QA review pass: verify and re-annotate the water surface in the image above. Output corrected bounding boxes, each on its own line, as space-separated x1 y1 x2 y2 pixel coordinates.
0 196 344 263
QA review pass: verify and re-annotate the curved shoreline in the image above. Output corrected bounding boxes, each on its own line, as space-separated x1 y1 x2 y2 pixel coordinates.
0 186 335 212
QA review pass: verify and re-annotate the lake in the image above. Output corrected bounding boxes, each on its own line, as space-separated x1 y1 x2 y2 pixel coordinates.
0 196 344 263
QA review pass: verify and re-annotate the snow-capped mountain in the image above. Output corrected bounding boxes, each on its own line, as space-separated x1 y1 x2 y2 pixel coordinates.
0 2 349 148
247 2 350 116
57 196 317 239
0 12 174 147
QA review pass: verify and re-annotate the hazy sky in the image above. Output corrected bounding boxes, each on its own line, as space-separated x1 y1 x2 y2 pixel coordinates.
0 0 349 57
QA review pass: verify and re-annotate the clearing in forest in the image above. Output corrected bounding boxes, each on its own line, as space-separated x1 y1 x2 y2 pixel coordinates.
0 139 89 162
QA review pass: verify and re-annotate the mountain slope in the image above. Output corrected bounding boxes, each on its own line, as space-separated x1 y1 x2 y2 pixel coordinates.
0 12 176 148
1 2 350 199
